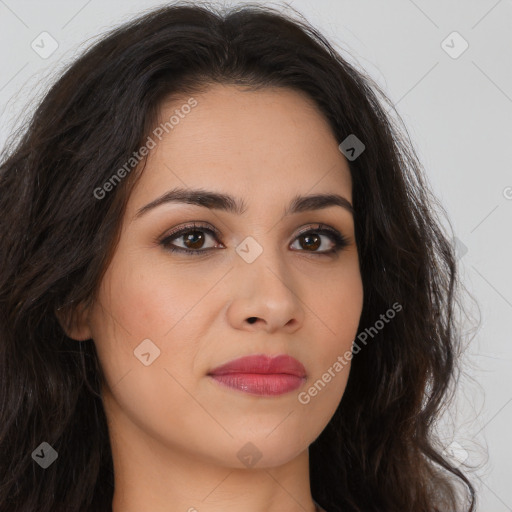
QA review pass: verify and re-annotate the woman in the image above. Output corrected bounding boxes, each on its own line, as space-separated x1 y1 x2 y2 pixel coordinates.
0 2 476 511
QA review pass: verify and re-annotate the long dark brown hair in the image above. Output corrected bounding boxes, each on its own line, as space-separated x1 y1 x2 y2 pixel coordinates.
0 2 477 510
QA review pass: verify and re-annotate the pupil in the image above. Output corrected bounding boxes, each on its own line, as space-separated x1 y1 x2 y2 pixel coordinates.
303 233 320 251
185 231 204 249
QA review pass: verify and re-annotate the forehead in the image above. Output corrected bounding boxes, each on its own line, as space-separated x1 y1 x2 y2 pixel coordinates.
128 84 352 212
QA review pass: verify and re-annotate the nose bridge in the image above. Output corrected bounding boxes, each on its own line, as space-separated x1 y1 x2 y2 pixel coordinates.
229 230 304 331
235 231 287 285
233 203 284 264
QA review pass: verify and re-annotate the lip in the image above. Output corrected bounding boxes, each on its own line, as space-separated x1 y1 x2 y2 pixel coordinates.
208 354 307 396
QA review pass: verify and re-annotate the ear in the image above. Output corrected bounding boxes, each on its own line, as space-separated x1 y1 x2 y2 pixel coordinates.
55 300 93 341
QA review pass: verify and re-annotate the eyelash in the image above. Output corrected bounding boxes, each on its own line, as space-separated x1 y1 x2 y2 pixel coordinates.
159 222 350 257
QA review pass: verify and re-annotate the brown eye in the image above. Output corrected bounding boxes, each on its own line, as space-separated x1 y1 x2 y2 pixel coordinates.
181 230 207 250
290 226 349 255
298 233 321 251
160 224 223 255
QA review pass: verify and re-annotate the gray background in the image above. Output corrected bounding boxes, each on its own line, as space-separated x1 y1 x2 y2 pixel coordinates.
1 0 511 509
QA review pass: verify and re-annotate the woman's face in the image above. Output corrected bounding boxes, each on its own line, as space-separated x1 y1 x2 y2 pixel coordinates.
80 84 363 468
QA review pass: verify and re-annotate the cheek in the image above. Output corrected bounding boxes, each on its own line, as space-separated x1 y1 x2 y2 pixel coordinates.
93 253 211 343
88 262 208 443
298 264 363 413
309 263 364 348
88 252 217 408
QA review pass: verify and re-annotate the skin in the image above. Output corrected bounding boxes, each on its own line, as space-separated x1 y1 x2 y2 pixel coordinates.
62 84 364 512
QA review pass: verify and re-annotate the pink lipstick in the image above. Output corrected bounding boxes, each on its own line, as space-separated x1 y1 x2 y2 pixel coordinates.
208 354 306 396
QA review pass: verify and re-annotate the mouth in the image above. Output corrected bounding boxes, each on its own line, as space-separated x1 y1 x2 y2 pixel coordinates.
207 354 307 397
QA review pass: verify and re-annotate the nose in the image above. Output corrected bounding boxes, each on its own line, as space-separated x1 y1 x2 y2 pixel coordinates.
225 240 305 334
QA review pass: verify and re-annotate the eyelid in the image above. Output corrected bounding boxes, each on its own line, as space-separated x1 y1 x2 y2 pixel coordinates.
295 223 335 237
161 221 222 241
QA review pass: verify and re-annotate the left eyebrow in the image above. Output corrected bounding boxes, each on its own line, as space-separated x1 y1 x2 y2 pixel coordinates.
134 186 354 219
